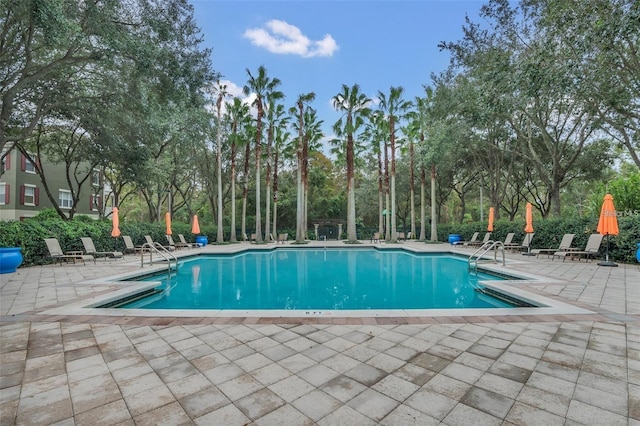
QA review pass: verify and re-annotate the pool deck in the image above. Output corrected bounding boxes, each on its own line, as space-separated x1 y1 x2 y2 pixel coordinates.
1 240 639 425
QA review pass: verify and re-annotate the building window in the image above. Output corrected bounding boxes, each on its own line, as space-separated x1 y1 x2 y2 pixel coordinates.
90 194 101 211
91 169 101 187
1 152 10 172
59 190 73 209
21 154 37 174
21 184 37 206
0 183 7 205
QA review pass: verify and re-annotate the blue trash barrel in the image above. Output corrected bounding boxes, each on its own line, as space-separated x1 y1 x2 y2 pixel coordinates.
195 236 208 247
448 234 462 245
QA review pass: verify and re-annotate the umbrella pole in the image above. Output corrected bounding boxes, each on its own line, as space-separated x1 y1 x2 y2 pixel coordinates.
598 234 618 267
522 233 535 256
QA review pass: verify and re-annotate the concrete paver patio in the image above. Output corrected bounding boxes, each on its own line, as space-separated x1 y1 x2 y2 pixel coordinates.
1 241 639 425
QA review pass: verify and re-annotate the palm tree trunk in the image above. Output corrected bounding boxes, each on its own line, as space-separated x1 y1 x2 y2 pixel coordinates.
383 140 390 241
255 142 262 242
390 117 397 242
302 138 309 240
377 146 383 237
409 140 415 238
346 134 357 242
241 142 250 241
265 148 271 241
295 105 304 243
272 150 279 238
430 164 437 241
216 120 224 243
255 106 263 243
230 141 237 242
419 166 426 241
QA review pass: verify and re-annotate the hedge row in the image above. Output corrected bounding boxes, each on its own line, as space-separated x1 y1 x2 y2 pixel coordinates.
1 214 638 266
0 216 214 267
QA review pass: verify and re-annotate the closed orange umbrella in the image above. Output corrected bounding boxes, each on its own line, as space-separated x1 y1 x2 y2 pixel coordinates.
111 207 121 237
597 193 618 267
524 203 534 233
165 212 172 236
487 207 494 232
597 194 619 236
191 215 200 234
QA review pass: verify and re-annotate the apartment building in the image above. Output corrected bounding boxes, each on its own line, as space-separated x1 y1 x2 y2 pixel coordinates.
0 149 104 221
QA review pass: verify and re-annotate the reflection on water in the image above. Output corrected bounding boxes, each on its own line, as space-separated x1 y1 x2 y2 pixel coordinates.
130 250 510 310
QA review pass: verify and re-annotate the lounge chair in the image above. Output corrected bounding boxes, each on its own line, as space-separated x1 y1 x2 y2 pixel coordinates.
397 232 406 241
122 236 147 254
459 232 479 246
145 235 175 251
553 234 603 262
466 232 491 247
501 233 515 247
166 235 186 250
506 233 535 252
531 234 575 258
370 232 381 243
250 233 257 243
278 233 288 244
81 237 123 260
178 234 198 248
44 238 95 265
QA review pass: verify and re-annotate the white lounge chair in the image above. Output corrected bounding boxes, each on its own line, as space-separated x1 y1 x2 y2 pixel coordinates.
531 234 575 258
145 235 175 251
81 237 123 260
505 233 534 252
122 236 147 254
178 234 198 248
553 234 603 262
461 232 480 246
466 232 491 247
45 238 95 265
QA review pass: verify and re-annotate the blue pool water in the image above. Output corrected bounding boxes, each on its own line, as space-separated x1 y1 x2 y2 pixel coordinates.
120 249 514 310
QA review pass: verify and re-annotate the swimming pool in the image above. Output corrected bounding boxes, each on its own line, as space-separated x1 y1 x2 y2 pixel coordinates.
118 248 519 310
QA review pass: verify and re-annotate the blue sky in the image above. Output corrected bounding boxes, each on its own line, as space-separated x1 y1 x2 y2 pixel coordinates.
191 0 485 142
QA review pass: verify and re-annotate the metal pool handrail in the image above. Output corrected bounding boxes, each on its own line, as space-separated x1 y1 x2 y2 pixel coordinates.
140 242 178 274
468 240 505 272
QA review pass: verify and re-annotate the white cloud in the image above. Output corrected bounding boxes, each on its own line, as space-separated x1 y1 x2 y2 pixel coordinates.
243 19 338 58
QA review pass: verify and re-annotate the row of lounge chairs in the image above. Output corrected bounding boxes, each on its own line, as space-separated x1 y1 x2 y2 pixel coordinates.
44 234 201 265
457 232 605 262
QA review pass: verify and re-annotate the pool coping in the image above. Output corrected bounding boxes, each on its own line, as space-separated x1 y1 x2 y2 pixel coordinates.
37 246 595 318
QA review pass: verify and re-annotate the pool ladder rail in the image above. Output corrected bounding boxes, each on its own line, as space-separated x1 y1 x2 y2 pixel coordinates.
140 242 178 273
468 240 505 272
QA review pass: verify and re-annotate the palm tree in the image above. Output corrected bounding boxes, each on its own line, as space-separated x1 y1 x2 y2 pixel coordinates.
363 111 388 238
214 82 229 243
243 66 282 243
377 86 412 242
272 124 290 239
302 107 324 237
332 84 371 242
225 97 251 242
413 92 431 241
241 124 255 242
264 99 286 242
291 92 316 243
